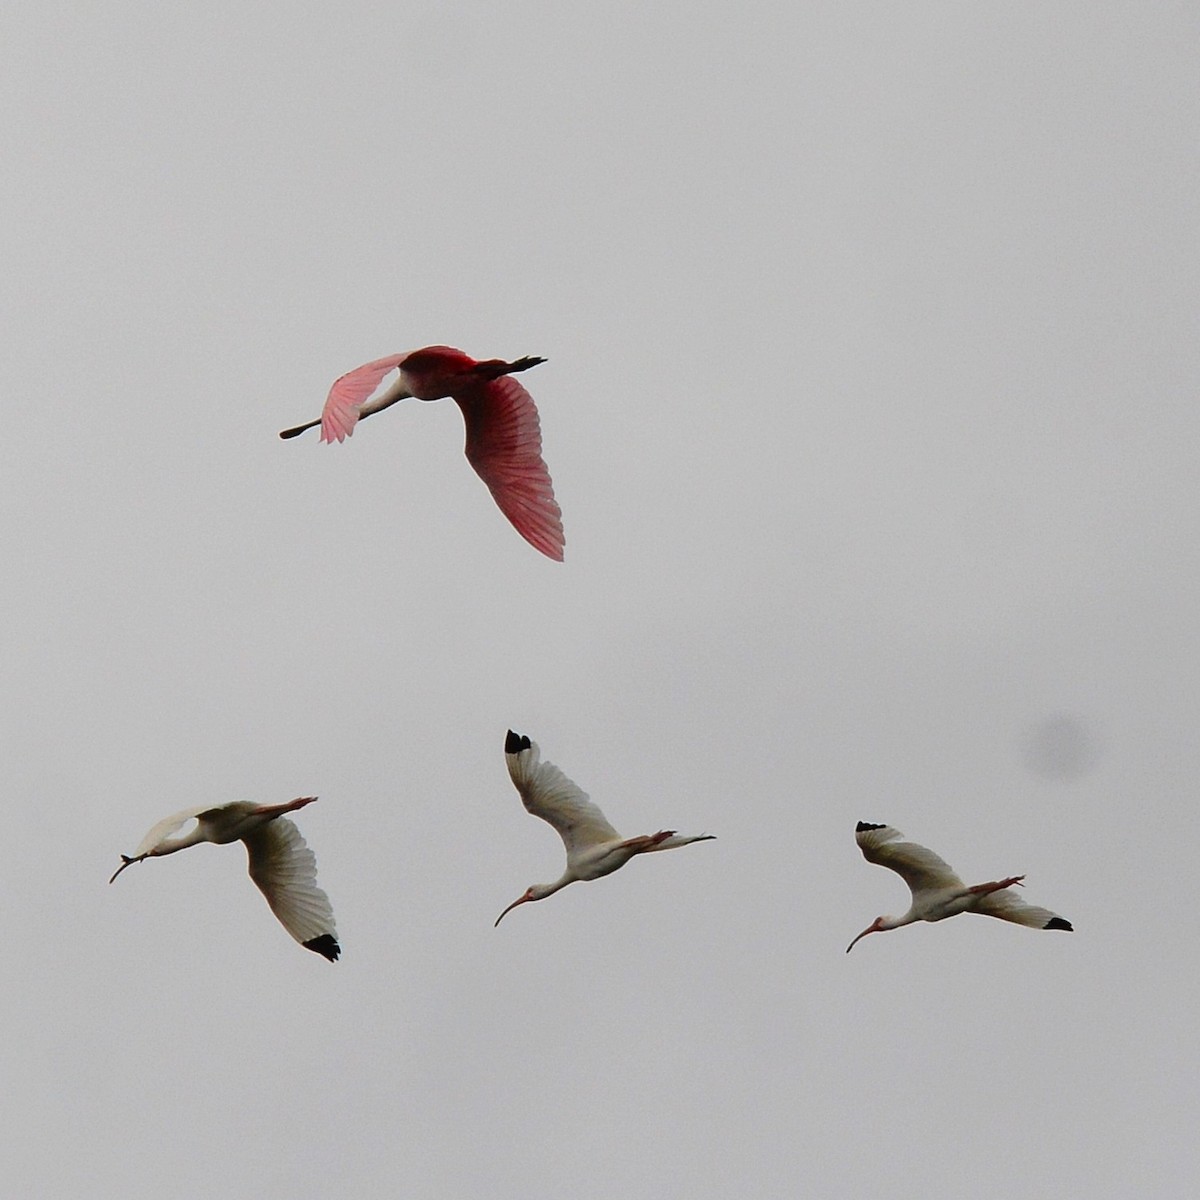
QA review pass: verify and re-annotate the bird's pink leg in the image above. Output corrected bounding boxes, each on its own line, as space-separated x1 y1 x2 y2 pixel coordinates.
619 830 677 852
967 875 1025 895
254 796 319 819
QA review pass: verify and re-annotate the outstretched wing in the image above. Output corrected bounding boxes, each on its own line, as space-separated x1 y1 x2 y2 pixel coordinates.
505 730 620 857
243 818 340 960
855 822 965 899
319 354 409 444
973 888 1073 931
454 376 565 561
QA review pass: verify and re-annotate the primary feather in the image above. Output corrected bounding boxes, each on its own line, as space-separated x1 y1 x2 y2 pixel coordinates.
505 731 621 856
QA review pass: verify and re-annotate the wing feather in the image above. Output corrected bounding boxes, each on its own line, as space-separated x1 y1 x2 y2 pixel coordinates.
973 889 1073 931
455 376 564 560
505 732 620 856
319 354 409 444
243 818 340 960
855 822 965 898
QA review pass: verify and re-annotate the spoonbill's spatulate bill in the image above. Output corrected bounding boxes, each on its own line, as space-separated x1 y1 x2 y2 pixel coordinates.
846 822 1072 952
495 730 715 925
110 797 340 961
279 345 564 561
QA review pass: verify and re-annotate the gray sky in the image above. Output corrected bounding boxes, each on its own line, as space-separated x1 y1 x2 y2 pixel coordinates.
2 2 1197 1196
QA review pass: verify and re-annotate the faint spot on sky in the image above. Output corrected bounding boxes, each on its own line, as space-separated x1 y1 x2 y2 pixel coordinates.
1020 714 1100 781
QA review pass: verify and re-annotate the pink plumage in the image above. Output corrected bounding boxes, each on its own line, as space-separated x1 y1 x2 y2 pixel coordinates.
318 354 408 444
281 345 564 560
454 375 563 562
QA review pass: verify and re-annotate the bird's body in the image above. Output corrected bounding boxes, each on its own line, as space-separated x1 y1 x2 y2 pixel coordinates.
846 821 1072 952
495 730 714 925
280 345 564 560
110 797 340 961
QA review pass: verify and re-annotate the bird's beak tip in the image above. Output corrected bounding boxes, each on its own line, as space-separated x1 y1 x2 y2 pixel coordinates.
846 927 872 954
494 895 528 927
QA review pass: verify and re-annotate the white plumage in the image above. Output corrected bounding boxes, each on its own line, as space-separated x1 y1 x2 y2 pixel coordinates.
110 797 340 961
495 730 714 925
847 822 1072 952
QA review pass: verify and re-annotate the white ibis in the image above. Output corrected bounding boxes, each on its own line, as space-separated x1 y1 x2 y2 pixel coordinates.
279 345 564 560
847 821 1072 952
495 730 715 925
110 797 340 961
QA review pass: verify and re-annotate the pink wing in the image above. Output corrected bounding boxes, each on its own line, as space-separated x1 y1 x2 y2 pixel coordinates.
319 354 408 444
454 375 565 561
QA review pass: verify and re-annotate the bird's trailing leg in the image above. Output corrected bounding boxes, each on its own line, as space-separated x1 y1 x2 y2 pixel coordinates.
108 853 148 885
619 830 678 853
254 796 318 820
967 874 1025 896
475 355 547 381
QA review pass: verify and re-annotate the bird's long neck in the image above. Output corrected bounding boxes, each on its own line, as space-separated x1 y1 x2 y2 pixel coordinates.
357 377 412 419
888 911 921 931
535 872 575 901
151 827 209 858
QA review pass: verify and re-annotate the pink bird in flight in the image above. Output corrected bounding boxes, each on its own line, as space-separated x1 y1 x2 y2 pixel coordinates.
280 345 564 560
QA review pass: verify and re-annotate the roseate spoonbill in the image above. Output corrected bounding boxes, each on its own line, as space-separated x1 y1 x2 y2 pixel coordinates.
109 797 340 961
279 346 564 560
846 822 1072 952
495 730 714 925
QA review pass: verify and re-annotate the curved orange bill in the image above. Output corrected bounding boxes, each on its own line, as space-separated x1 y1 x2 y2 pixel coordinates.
494 895 530 927
845 924 877 954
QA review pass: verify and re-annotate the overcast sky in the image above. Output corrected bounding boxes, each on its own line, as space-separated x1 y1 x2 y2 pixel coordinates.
2 3 1197 1197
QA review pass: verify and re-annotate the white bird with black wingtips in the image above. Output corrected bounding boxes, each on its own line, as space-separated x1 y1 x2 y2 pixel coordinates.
110 797 340 961
495 730 715 925
846 821 1072 952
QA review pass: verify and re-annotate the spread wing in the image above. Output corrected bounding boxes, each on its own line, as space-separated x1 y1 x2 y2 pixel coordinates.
454 376 565 561
243 818 340 960
854 822 965 899
505 730 620 858
973 889 1073 931
319 354 409 444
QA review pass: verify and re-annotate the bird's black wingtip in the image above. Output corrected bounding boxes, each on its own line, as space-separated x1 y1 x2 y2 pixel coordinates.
1045 917 1073 932
305 934 341 961
505 729 531 755
855 821 887 833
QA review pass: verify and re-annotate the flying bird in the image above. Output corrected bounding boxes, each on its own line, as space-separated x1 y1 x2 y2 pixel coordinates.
279 345 564 560
846 822 1072 952
495 730 714 925
110 797 340 961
